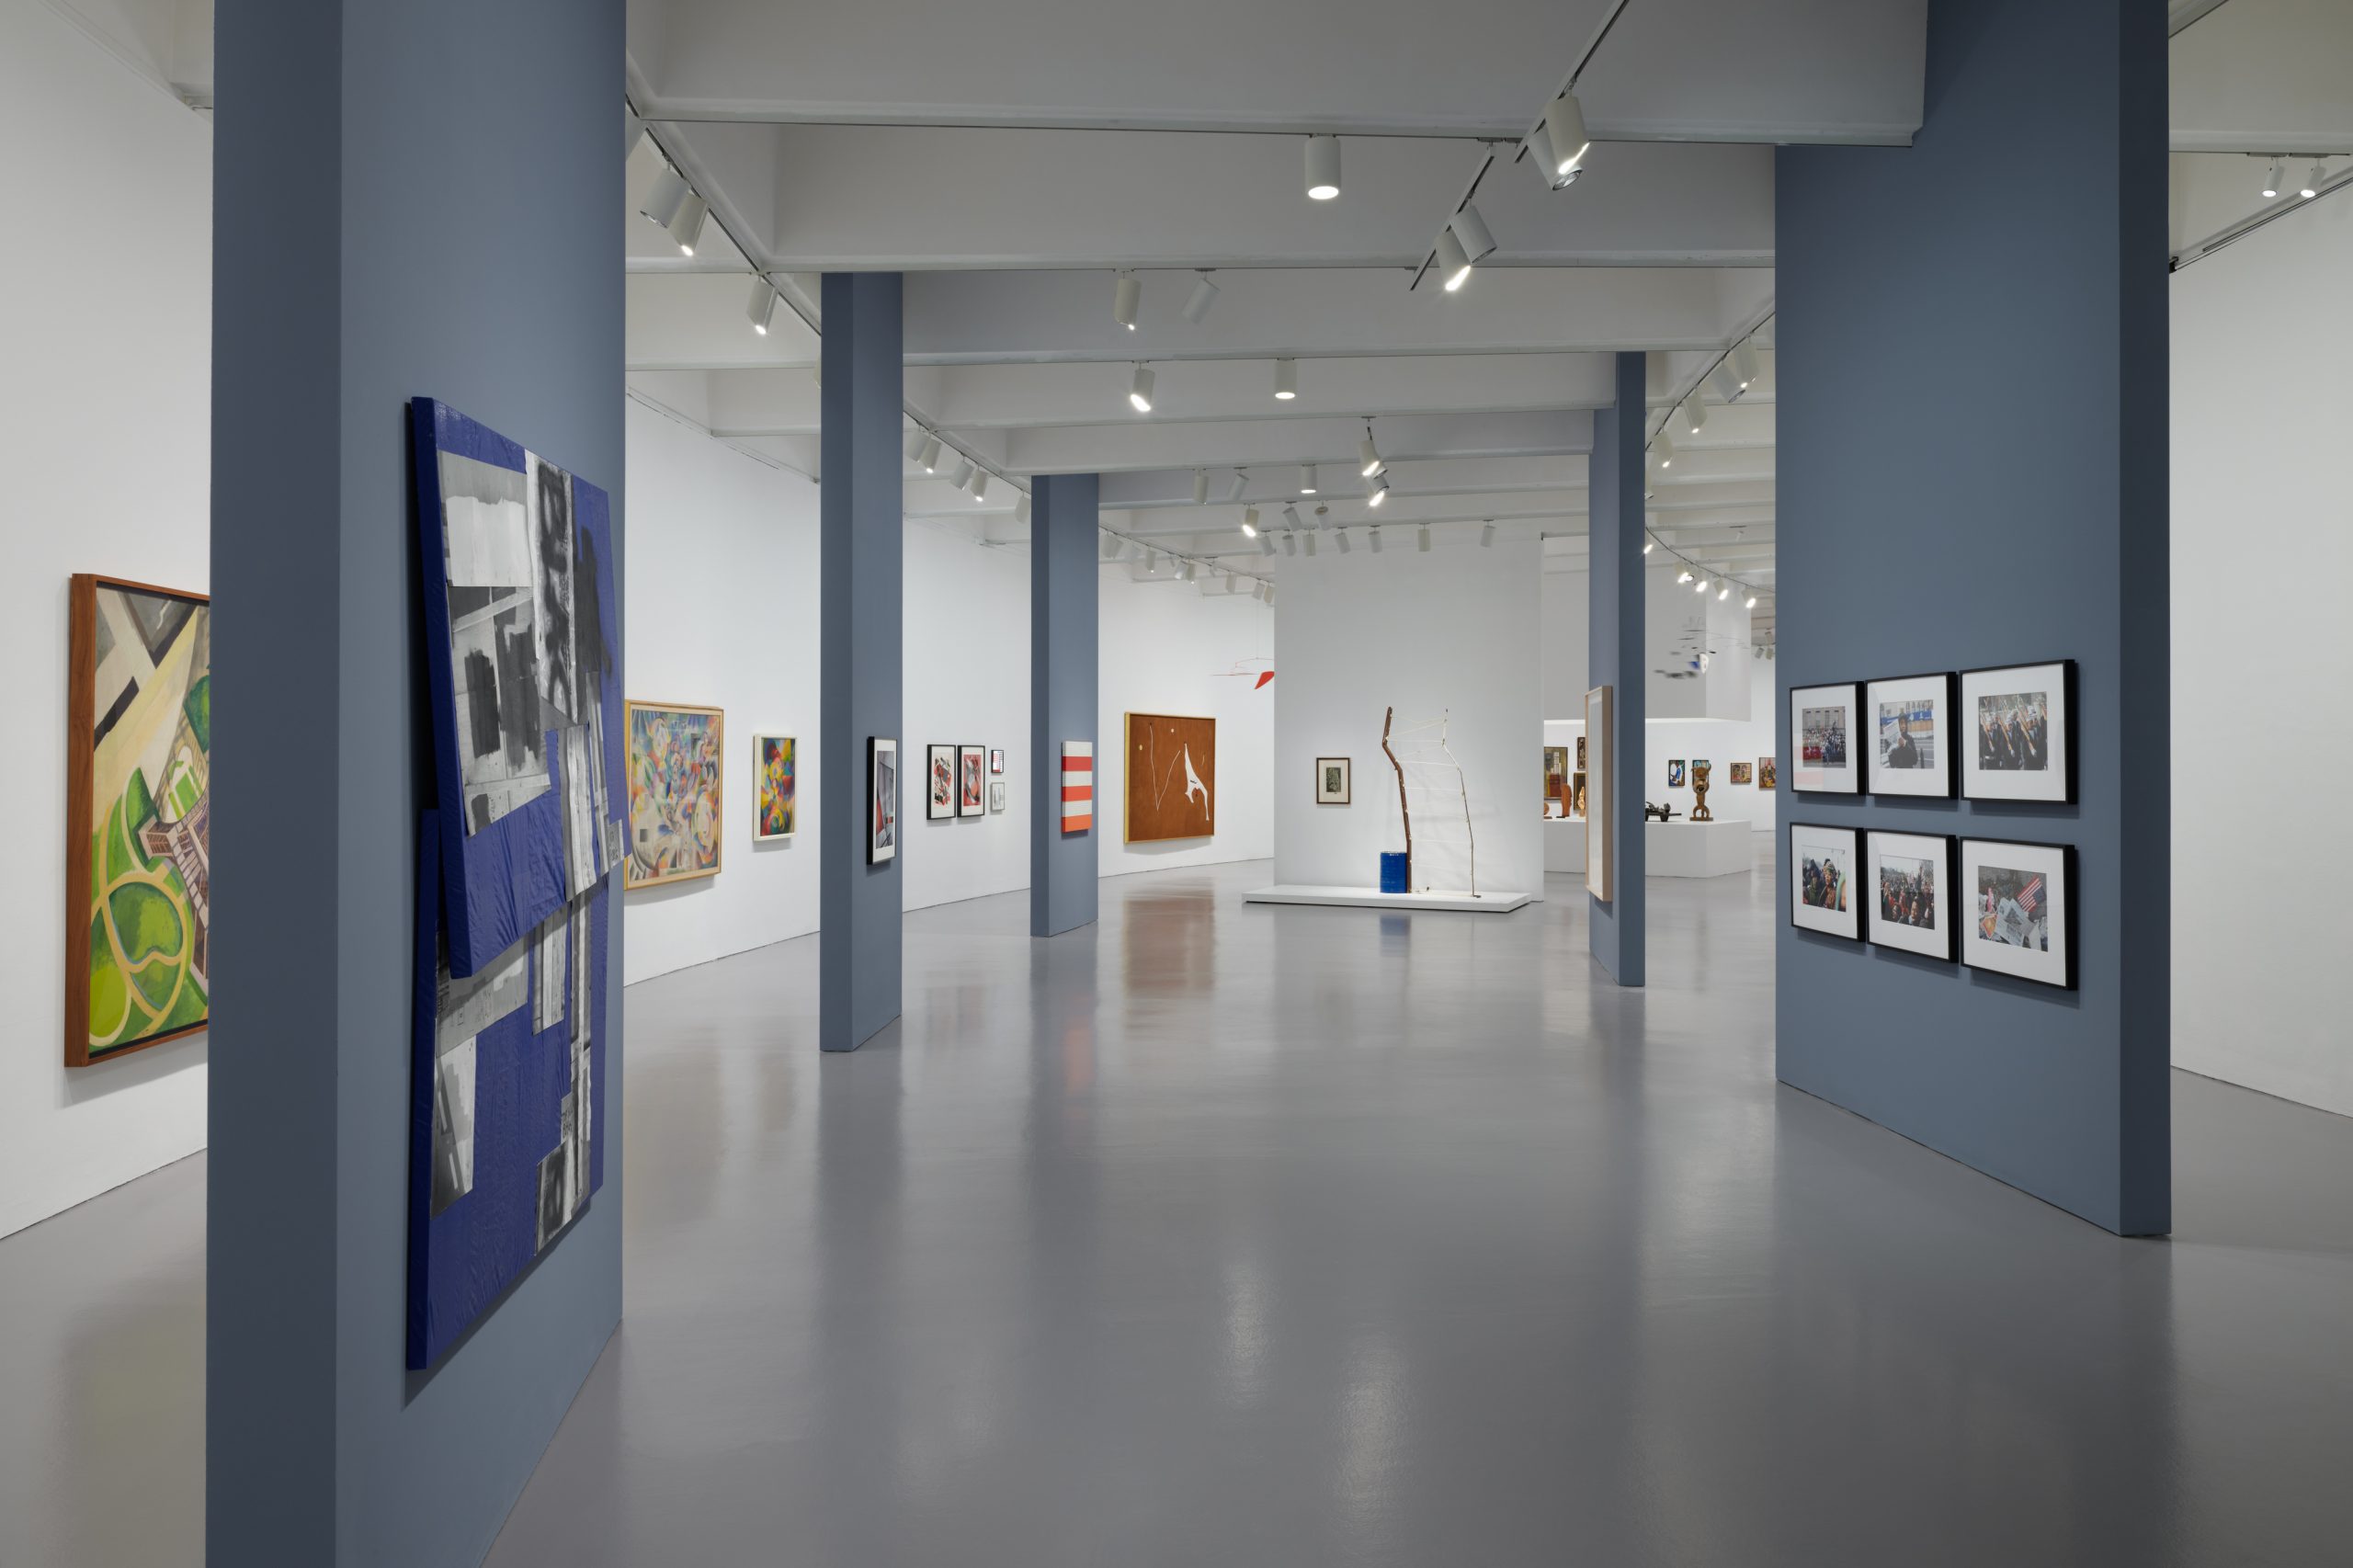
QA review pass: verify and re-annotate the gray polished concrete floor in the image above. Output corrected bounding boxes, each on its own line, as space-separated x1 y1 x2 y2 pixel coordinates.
6 854 2352 1565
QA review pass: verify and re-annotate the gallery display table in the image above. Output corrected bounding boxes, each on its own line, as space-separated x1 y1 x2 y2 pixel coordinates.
1644 818 1753 878
1542 816 1587 874
1244 885 1533 914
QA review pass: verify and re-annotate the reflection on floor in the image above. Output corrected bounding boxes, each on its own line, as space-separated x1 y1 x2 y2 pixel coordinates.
4 850 2351 1566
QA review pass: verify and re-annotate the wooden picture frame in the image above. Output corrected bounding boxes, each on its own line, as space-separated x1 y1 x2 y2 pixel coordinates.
67 574 213 1066
624 700 724 889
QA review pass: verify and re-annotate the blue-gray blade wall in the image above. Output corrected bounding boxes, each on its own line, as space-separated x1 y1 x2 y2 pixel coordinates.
1773 0 2169 1234
1030 472 1100 937
207 1 625 1563
820 272 906 1051
1588 351 1646 985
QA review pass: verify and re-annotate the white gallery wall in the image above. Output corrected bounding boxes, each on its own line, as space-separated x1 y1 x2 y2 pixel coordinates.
1275 533 1543 896
1540 564 1591 720
621 399 823 984
2171 191 2353 1118
0 5 212 1237
903 523 1031 910
1097 569 1277 876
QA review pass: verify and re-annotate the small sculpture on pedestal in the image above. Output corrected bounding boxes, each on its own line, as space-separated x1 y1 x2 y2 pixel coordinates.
1690 761 1713 822
1643 801 1677 824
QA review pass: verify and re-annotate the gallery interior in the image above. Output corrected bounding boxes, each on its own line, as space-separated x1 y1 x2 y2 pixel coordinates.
3 0 2348 1563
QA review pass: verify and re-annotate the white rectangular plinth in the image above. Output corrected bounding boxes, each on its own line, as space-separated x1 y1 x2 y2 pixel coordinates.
1244 885 1533 914
1644 817 1753 878
1542 817 1587 874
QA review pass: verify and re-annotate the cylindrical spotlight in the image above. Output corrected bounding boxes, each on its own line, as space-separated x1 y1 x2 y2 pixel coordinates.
1654 431 1676 469
950 459 976 491
1282 504 1304 529
1683 398 1706 435
1711 363 1743 403
1192 470 1210 506
1717 583 1730 600
2302 162 2326 199
1694 574 1710 595
1015 494 1031 526
623 110 646 162
919 436 942 472
1745 594 1757 609
1450 204 1498 264
1241 507 1260 538
1643 540 1654 555
1183 273 1220 324
1480 522 1496 548
1102 532 1122 561
748 278 779 335
1265 583 1277 606
668 192 709 256
1542 94 1590 179
1224 470 1248 503
969 470 989 502
1677 568 1693 584
1369 525 1382 553
1305 135 1342 200
1733 339 1759 390
904 429 929 464
1114 271 1141 330
1358 434 1383 477
1417 525 1431 552
1336 529 1352 554
1367 479 1387 507
1282 532 1298 557
1300 465 1318 494
640 165 690 227
1274 358 1298 400
1258 533 1276 558
1182 561 1197 582
2263 158 2285 199
1435 225 1474 291
1129 363 1155 413
1303 531 1317 557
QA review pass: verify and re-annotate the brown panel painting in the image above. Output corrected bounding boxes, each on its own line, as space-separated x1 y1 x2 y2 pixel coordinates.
1124 712 1216 844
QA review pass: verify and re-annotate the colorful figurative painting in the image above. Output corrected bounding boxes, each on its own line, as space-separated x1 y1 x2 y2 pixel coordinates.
1758 756 1778 791
1729 761 1753 785
67 575 211 1065
754 733 796 840
626 702 724 887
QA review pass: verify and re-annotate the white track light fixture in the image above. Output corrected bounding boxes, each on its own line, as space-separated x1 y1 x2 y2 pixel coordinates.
1718 583 1730 601
1450 204 1498 266
1193 470 1210 506
1145 550 1159 575
624 109 646 162
1303 531 1317 557
1642 540 1654 555
1654 431 1675 469
1711 362 1743 403
1224 470 1248 503
1103 532 1120 561
1015 494 1031 526
969 470 989 502
1265 583 1277 606
950 459 975 491
1435 225 1474 291
1241 506 1260 538
1745 594 1758 609
1682 398 1707 436
1480 522 1496 548
1282 532 1298 557
1258 532 1276 557
1694 574 1710 595
1282 504 1304 529
640 165 690 227
1370 526 1383 553
2302 162 2325 199
2263 158 2285 199
904 429 928 464
1358 429 1384 478
1274 358 1298 401
1305 136 1342 200
1129 364 1155 413
1336 528 1352 554
748 278 779 335
1733 338 1759 392
1114 271 1141 331
1417 525 1431 552
1677 567 1693 584
1300 465 1319 495
1183 273 1220 324
1539 94 1591 187
1183 561 1197 583
668 192 709 256
1367 478 1388 507
919 436 942 473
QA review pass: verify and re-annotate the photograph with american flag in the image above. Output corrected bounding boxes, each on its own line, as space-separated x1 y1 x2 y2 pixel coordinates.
1961 838 2072 989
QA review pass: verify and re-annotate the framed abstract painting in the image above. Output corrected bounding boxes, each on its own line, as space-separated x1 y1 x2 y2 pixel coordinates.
959 744 986 817
66 574 212 1065
1124 713 1215 843
927 744 956 821
870 738 899 862
1061 741 1093 834
753 733 796 840
625 702 723 888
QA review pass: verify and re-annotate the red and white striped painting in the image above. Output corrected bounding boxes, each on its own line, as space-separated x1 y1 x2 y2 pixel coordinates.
1061 740 1093 834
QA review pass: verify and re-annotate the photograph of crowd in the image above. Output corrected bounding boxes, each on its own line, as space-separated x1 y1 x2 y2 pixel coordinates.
1802 850 1849 913
1975 863 2049 951
1879 855 1937 928
1878 699 1937 770
1976 692 2051 773
1801 707 1847 768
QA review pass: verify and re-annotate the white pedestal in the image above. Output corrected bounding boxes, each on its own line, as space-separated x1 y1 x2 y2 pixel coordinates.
1645 817 1753 878
1244 885 1533 914
1542 817 1587 874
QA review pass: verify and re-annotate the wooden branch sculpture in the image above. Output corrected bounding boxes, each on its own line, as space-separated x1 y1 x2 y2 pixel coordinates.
1381 704 1411 884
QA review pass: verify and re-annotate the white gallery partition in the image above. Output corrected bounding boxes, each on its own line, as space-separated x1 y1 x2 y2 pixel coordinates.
0 5 213 1237
1275 531 1543 897
2171 189 2352 1118
902 520 1032 909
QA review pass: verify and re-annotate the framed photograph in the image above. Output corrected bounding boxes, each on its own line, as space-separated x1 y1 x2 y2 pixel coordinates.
1061 741 1093 834
1316 756 1352 804
1584 686 1612 899
1666 759 1687 789
1960 837 2073 988
1571 771 1587 818
989 747 1005 775
1788 823 1861 941
870 738 899 862
752 733 796 840
1124 712 1216 843
1758 756 1777 791
926 743 956 820
1576 735 1586 770
958 744 986 817
66 574 212 1065
1790 683 1860 793
1729 761 1753 785
625 701 723 889
1542 744 1569 808
988 779 1006 813
1960 661 2074 803
1867 672 1956 798
1867 830 1954 961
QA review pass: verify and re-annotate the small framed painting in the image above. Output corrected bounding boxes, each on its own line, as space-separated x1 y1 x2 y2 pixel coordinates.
869 737 898 863
1867 830 1954 960
625 701 724 889
1789 823 1860 941
1584 686 1612 900
1061 741 1094 834
1316 756 1352 804
1575 735 1586 770
989 748 1005 775
1729 761 1753 785
959 744 986 817
1571 771 1587 817
926 744 956 820
1867 672 1956 798
753 733 796 840
1960 661 2074 803
1960 837 2073 988
1666 759 1686 788
1790 683 1860 793
1758 756 1777 791
988 779 1006 813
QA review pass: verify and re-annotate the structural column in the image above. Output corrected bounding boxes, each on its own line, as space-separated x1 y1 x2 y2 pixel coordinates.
208 2 625 1563
1029 472 1100 937
819 272 905 1050
1588 350 1647 985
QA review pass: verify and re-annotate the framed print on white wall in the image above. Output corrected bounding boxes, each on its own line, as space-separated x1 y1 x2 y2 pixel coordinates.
1960 661 2075 802
1867 830 1955 960
926 743 956 820
1315 756 1351 804
958 744 986 817
1960 837 2074 988
1788 823 1860 941
1790 683 1860 793
1866 673 1956 798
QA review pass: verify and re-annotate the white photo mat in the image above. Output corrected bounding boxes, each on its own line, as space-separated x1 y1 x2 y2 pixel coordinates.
1959 837 2072 988
1866 673 1956 798
1789 823 1861 940
1790 683 1860 794
1866 830 1954 960
1960 661 2072 802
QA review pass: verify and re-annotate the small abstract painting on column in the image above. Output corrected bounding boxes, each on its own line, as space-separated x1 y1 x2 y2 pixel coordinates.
625 702 723 887
754 733 796 840
870 738 899 862
66 575 211 1065
1125 713 1215 843
1061 741 1094 834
